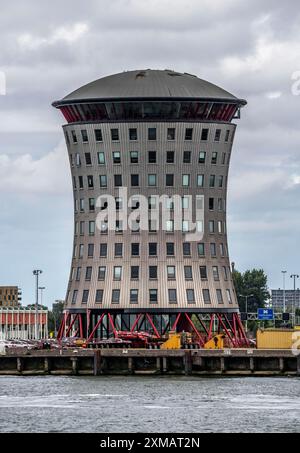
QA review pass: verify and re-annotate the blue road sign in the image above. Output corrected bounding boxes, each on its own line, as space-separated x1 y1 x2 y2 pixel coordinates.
257 308 274 321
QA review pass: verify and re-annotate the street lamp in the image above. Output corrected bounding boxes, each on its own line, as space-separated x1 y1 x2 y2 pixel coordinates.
281 271 287 313
290 274 299 326
239 294 254 333
33 270 43 340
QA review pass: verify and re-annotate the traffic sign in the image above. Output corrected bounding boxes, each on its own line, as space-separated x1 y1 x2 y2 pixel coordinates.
257 308 274 321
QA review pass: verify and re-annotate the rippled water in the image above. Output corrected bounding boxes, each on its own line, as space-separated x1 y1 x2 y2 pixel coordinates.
0 376 299 433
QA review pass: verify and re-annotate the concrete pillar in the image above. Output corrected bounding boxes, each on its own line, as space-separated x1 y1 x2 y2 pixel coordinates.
71 358 78 375
162 357 168 373
249 357 255 373
128 357 134 374
220 357 226 374
184 351 192 375
156 357 161 373
297 356 300 377
279 357 285 373
44 358 50 374
17 358 23 373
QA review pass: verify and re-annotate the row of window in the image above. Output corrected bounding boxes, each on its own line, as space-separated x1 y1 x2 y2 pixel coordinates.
73 242 228 259
71 150 231 167
66 127 234 146
73 173 226 190
75 196 226 214
71 287 233 305
71 264 231 283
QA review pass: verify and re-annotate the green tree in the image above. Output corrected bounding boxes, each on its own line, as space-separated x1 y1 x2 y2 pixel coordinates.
233 268 270 312
48 301 65 333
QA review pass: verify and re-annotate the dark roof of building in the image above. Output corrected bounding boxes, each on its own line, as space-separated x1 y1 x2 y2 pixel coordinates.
53 69 246 106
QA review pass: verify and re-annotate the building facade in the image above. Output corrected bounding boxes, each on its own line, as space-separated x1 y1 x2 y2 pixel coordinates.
53 69 247 345
0 286 21 308
0 308 48 340
271 289 300 311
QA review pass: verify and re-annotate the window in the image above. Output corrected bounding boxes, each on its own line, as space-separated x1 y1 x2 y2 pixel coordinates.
167 266 176 280
222 153 226 165
95 129 103 142
112 290 120 304
167 128 175 140
216 289 223 304
148 174 157 186
131 266 139 280
72 290 78 305
218 198 223 211
81 130 88 143
131 174 139 187
100 243 107 257
116 220 123 233
225 130 230 142
210 243 217 257
212 266 219 281
75 267 81 281
79 176 84 189
183 242 191 256
87 175 94 189
71 131 77 143
149 289 158 304
220 243 225 257
130 289 138 304
148 151 157 163
209 220 215 234
115 243 123 257
200 266 207 280
183 151 191 163
184 266 193 280
199 152 206 164
113 152 121 164
166 174 174 187
129 128 137 141
226 289 233 304
185 128 193 140
201 128 209 141
130 151 139 164
211 152 218 165
98 152 105 165
209 198 214 211
95 290 103 304
76 154 81 167
166 220 174 232
88 244 94 258
209 175 216 188
167 243 175 256
114 266 122 281
182 174 190 187
89 221 95 236
148 128 156 141
186 289 195 303
197 174 204 187
79 244 84 258
168 289 177 304
149 243 157 256
215 129 221 142
99 175 107 188
111 129 119 141
114 174 122 187
203 289 211 304
198 243 205 256
223 266 229 281
89 198 95 212
218 176 224 188
98 267 106 281
85 153 92 165
218 221 222 234
80 221 85 235
85 267 92 281
166 151 175 163
131 243 140 256
82 290 89 304
65 131 70 145
149 266 158 279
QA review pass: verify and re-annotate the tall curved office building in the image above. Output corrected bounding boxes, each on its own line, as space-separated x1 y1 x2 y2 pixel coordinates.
54 69 247 346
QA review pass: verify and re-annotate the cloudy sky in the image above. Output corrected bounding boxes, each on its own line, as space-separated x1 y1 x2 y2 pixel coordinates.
0 0 300 307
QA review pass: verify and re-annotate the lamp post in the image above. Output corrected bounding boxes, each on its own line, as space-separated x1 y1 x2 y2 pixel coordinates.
239 294 254 333
33 270 43 340
39 287 46 307
281 271 287 313
290 274 299 327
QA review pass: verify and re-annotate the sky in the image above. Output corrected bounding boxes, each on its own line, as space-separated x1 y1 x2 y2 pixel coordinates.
0 0 300 307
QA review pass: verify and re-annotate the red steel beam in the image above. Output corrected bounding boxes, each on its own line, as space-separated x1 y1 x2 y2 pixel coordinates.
171 313 181 331
86 313 105 344
107 313 118 338
131 314 142 332
216 314 236 347
145 313 160 338
65 314 78 338
184 313 205 346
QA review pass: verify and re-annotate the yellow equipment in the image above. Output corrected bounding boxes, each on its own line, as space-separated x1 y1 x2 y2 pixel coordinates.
204 334 225 349
160 331 182 349
257 329 300 350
